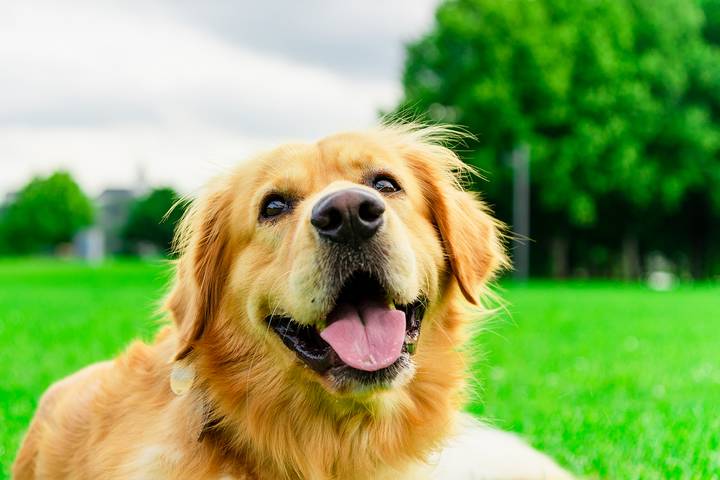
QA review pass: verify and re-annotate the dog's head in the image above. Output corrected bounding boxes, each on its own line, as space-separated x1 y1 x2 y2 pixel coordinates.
165 124 505 475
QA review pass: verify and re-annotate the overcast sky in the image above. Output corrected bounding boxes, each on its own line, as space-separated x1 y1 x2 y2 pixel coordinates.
0 0 439 198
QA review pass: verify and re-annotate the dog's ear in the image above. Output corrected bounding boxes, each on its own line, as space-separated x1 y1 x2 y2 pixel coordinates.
408 144 507 304
166 186 233 360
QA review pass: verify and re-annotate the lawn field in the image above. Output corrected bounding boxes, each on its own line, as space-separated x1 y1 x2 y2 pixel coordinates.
0 260 718 478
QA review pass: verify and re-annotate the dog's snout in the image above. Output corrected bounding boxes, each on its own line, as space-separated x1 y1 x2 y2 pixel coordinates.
311 188 385 244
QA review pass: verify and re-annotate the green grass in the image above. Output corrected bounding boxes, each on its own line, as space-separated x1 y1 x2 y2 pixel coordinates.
469 282 720 479
0 259 171 478
0 261 718 478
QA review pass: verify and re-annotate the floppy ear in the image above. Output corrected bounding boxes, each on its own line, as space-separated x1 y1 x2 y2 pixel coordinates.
166 187 233 360
408 147 507 305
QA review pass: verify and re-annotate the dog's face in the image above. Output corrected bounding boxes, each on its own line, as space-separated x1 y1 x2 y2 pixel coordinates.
169 126 504 400
229 133 448 393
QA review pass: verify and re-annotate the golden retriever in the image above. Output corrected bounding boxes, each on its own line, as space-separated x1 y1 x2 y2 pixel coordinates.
13 124 572 479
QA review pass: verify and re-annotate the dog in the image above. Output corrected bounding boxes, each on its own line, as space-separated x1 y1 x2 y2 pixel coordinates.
13 124 572 479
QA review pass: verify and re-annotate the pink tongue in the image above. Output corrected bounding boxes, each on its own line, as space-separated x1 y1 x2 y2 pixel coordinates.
320 300 406 372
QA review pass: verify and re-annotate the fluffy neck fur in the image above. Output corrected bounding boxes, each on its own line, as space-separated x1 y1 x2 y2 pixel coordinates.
186 300 470 480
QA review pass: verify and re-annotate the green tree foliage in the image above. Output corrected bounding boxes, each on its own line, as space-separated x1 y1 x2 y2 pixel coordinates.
396 0 720 276
0 172 94 254
122 188 186 254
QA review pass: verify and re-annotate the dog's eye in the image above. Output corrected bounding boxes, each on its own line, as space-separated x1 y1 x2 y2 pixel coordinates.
260 195 290 219
372 176 401 194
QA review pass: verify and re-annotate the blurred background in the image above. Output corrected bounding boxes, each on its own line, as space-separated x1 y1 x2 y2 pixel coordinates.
1 1 719 478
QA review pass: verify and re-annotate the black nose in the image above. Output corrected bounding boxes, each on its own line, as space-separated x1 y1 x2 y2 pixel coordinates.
311 188 385 244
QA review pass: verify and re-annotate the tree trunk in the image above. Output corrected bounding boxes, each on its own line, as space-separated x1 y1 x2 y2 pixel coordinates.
550 236 569 278
621 234 641 280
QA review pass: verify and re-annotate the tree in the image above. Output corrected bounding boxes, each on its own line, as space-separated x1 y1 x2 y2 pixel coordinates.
122 188 186 254
395 0 720 277
0 171 94 254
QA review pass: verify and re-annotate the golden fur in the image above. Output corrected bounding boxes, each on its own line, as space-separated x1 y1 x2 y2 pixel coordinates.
13 124 511 479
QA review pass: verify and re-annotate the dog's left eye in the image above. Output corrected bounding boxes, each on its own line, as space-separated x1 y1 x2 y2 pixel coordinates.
372 175 401 194
260 195 290 219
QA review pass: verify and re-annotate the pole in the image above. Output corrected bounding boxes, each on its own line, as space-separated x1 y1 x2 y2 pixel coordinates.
512 144 530 281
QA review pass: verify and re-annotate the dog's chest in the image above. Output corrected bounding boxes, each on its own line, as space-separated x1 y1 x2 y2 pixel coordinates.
126 444 249 480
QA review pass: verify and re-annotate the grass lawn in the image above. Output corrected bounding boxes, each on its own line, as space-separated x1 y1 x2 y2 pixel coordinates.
1 260 719 478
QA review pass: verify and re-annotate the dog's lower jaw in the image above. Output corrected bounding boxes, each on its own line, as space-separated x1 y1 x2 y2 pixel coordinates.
195 309 467 480
198 379 462 480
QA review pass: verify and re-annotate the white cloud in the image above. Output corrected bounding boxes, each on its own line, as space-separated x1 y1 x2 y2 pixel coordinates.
0 1 438 197
166 0 439 79
0 125 272 197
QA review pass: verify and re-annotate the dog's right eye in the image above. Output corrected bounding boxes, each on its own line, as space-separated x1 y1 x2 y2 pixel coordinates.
260 195 290 219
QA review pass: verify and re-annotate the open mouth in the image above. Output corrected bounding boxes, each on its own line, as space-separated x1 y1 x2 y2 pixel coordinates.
266 272 425 386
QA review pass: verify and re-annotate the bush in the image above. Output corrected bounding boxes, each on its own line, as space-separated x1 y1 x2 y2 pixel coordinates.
0 171 93 254
122 188 186 254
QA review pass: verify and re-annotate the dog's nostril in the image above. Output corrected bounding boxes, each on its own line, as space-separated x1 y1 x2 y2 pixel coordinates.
324 209 343 230
311 206 343 230
358 200 385 223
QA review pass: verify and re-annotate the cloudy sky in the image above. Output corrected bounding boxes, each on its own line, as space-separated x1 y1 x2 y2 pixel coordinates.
0 0 439 198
